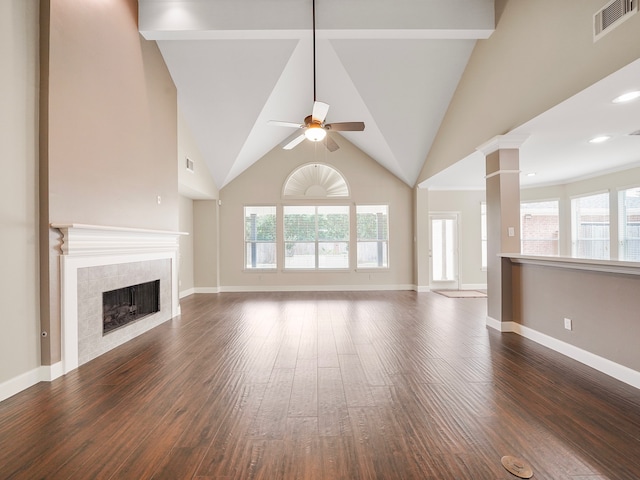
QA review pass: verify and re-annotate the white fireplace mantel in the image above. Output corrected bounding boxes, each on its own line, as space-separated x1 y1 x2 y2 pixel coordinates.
53 223 188 374
52 223 187 256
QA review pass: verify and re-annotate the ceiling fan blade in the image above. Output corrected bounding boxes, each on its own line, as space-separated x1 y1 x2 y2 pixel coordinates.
268 120 304 128
324 135 339 152
281 131 306 150
325 121 365 132
311 101 330 124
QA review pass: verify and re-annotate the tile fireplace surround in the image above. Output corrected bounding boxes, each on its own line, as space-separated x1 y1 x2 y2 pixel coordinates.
53 224 185 375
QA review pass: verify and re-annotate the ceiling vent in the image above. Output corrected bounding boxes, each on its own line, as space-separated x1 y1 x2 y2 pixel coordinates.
629 129 640 136
594 0 638 41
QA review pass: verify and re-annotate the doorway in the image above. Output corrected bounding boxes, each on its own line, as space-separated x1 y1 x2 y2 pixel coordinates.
429 213 459 290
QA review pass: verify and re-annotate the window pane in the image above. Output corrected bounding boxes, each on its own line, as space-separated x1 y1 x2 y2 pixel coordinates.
619 187 640 261
244 206 276 269
319 242 349 268
284 242 316 269
283 205 349 270
357 241 388 268
245 243 276 269
284 206 316 242
432 219 444 281
357 205 389 268
317 206 349 241
572 193 610 259
520 201 559 256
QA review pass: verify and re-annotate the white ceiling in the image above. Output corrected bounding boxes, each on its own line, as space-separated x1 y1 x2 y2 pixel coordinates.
420 57 640 190
139 1 640 192
139 0 495 189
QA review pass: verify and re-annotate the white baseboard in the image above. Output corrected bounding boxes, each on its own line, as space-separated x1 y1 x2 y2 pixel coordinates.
461 283 487 290
194 287 220 294
485 315 508 332
486 317 640 390
179 287 195 299
220 284 415 293
0 362 64 402
415 285 430 293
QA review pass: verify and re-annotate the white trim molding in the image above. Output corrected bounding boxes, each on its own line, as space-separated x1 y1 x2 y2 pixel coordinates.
476 134 530 156
486 317 640 390
220 284 415 293
0 363 64 402
501 253 640 276
53 224 187 375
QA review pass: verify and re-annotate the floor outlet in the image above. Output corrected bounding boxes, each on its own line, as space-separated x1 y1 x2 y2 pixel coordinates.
564 317 572 331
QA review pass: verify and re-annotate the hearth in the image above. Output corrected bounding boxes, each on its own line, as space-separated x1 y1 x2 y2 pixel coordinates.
103 280 160 334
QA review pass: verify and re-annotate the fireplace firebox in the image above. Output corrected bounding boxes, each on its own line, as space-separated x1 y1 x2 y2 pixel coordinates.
102 280 160 334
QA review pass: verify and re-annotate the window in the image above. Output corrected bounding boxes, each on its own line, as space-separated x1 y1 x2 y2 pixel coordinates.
357 205 388 268
520 201 559 255
283 205 349 269
480 202 487 270
244 206 276 269
571 192 610 259
618 187 640 261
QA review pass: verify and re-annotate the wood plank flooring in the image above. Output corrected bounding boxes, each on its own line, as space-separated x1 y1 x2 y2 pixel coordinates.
1 291 640 479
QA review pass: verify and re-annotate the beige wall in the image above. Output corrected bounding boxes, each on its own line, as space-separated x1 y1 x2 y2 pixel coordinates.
194 200 219 291
40 0 178 364
427 190 487 289
178 108 218 200
46 0 178 230
418 0 640 184
513 262 640 372
0 0 41 386
178 195 194 295
219 138 414 290
177 105 218 297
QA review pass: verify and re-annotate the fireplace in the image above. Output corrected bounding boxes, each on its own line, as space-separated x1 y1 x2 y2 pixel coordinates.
103 280 160 334
53 223 185 374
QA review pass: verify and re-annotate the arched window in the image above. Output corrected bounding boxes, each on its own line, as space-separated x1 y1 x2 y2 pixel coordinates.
282 163 349 198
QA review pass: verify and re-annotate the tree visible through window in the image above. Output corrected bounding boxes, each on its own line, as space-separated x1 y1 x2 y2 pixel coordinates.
357 205 389 268
244 206 276 269
283 205 349 269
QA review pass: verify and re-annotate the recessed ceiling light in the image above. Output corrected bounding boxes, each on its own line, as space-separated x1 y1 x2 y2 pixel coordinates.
612 91 640 104
526 172 536 177
589 135 611 144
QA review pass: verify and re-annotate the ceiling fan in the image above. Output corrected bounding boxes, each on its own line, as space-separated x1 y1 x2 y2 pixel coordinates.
267 0 365 152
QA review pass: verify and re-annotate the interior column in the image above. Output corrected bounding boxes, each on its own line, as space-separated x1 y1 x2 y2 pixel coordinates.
478 135 527 329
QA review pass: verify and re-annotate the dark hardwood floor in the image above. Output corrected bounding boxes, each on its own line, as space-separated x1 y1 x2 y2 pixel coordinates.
1 291 640 479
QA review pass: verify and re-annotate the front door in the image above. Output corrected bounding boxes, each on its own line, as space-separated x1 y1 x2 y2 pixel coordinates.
429 213 459 290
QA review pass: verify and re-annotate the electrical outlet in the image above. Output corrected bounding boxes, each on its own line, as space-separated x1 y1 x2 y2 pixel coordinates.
564 317 572 331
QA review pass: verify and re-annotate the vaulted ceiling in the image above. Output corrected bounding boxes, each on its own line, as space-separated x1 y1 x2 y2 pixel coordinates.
139 0 495 189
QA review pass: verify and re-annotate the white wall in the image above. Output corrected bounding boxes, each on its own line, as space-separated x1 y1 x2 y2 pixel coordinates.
0 0 41 395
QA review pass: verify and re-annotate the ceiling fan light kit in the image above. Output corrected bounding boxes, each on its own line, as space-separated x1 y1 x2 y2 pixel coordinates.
267 0 365 152
305 124 327 142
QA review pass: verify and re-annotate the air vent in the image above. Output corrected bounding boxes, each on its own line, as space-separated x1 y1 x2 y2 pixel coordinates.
629 129 640 136
594 0 638 41
185 157 194 172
